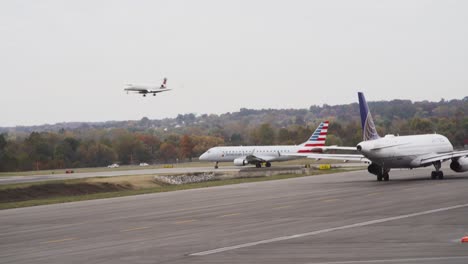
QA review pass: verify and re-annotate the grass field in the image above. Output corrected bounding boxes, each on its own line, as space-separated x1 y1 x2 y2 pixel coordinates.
0 167 357 210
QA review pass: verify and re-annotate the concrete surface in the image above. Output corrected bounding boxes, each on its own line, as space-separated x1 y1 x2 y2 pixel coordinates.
1 165 468 264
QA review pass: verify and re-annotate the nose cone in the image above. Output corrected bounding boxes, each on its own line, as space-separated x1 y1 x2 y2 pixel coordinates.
200 149 214 161
199 152 208 161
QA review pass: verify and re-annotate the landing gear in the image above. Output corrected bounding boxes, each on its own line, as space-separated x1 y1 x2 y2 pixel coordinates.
143 94 146 97
432 171 443 179
431 161 444 180
265 162 271 168
369 163 390 182
255 163 262 168
153 93 156 96
214 161 219 169
431 171 444 180
383 173 389 181
377 173 389 181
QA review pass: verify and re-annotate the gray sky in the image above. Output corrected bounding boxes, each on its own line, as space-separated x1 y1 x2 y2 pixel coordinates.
1 0 467 127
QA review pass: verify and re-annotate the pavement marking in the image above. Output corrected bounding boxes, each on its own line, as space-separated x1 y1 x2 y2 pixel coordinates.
321 198 340 203
175 219 196 224
273 205 291 209
219 213 241 218
306 256 468 264
41 237 77 244
189 203 468 256
170 208 191 213
122 226 150 232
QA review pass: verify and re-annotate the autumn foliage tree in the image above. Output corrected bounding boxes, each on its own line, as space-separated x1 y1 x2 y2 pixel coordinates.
179 135 194 161
159 142 177 163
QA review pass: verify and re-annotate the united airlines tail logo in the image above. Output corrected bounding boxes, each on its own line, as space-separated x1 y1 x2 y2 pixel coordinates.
363 112 379 141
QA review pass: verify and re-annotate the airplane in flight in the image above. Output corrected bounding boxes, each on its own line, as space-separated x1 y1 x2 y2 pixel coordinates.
291 92 468 181
124 78 170 97
199 121 333 169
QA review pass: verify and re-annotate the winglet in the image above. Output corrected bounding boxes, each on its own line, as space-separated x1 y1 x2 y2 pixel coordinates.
358 92 380 141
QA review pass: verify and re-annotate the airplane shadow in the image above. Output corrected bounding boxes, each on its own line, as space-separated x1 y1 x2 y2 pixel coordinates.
335 173 468 186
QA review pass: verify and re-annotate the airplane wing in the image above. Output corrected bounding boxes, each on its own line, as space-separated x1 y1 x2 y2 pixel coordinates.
124 88 150 93
245 155 272 163
321 146 358 151
148 89 171 93
286 153 371 163
419 150 468 166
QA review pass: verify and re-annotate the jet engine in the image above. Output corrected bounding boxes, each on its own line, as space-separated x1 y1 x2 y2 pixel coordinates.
450 157 468 172
233 158 249 166
367 163 382 176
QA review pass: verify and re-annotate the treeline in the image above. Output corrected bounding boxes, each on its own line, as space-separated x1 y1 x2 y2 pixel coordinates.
0 97 466 172
0 130 225 172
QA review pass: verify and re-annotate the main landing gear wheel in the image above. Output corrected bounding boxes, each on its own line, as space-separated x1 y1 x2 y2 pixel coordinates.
214 162 219 169
377 173 389 181
431 171 444 180
255 163 262 168
383 173 389 181
265 162 271 168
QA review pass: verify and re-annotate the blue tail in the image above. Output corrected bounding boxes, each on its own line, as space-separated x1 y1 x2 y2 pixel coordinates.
358 92 380 141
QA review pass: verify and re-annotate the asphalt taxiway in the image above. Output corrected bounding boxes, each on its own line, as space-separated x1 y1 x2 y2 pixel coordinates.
1 166 468 264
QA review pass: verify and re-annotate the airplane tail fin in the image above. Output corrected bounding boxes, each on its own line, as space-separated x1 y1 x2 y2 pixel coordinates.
160 78 167 89
358 92 380 141
299 121 329 148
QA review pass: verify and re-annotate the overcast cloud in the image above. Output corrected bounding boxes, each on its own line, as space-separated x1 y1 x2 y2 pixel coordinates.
0 0 467 126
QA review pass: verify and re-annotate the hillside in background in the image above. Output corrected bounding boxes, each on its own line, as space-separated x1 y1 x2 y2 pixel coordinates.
2 96 467 135
0 97 467 172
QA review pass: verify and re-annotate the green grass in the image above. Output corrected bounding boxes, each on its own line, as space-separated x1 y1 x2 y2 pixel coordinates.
0 168 352 210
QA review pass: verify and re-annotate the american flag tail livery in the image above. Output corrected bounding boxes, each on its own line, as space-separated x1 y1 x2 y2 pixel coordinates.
297 121 329 153
358 92 380 141
160 78 167 89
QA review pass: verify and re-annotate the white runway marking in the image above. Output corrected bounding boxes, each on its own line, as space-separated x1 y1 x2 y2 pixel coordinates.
122 226 150 232
190 203 468 256
307 256 468 263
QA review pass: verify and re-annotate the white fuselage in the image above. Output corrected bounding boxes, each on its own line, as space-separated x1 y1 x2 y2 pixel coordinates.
199 145 311 163
357 134 453 168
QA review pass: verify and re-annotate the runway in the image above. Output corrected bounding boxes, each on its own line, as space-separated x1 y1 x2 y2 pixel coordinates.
1 166 468 264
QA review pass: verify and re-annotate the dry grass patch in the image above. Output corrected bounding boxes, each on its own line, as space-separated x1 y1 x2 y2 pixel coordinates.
85 175 161 189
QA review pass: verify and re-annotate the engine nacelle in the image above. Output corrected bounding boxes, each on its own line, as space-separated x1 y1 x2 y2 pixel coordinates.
367 163 382 176
233 158 249 166
450 157 468 173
